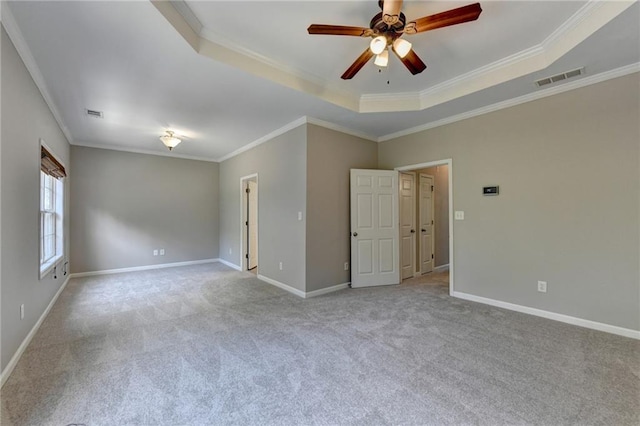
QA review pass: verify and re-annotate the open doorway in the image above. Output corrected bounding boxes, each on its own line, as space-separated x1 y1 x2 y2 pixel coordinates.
396 160 452 294
241 174 258 274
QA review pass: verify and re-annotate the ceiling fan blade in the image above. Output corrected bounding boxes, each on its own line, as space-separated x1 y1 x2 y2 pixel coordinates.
404 3 482 35
308 24 373 37
382 0 403 26
394 48 427 75
341 48 375 80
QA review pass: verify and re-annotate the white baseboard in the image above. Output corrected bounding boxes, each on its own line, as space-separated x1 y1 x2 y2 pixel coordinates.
434 264 450 273
452 291 640 340
257 274 349 299
1 275 71 387
257 274 306 298
217 258 241 271
305 282 350 298
68 258 218 278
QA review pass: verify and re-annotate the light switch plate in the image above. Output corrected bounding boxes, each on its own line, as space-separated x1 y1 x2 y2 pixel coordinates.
455 211 465 220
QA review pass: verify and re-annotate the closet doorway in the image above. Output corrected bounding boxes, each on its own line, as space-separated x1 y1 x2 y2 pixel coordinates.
241 174 258 273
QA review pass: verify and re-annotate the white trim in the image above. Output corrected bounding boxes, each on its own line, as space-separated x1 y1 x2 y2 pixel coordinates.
156 0 633 114
1 275 71 387
396 159 454 296
168 0 203 35
68 258 218 278
452 291 640 340
305 117 377 142
216 117 306 162
379 63 640 142
305 282 350 298
217 258 242 271
433 264 450 273
257 274 306 298
1 4 73 144
72 141 219 163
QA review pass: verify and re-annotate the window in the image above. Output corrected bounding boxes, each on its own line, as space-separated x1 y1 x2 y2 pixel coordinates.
40 144 66 278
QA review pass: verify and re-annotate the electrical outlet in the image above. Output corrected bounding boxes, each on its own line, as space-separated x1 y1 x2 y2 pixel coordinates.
538 281 547 293
153 249 158 256
298 211 303 221
229 248 232 255
159 249 165 256
279 262 283 271
455 211 465 220
344 262 349 271
20 304 24 320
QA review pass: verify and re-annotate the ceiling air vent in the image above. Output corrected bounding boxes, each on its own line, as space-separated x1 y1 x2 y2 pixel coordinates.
86 109 104 118
535 67 584 88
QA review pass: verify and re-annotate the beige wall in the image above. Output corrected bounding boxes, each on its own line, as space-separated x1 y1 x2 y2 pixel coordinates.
1 27 71 371
379 73 640 331
415 165 449 268
306 124 378 292
70 146 219 273
218 125 307 292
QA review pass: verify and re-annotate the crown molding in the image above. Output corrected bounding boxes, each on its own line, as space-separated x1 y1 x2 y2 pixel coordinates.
1 3 74 144
378 63 640 142
168 0 202 35
158 0 635 114
216 115 376 163
215 117 307 162
306 117 377 142
72 141 219 163
152 1 360 112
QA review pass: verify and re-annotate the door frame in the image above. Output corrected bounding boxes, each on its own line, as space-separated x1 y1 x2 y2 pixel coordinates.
395 159 454 295
240 173 258 272
399 171 418 280
418 173 435 275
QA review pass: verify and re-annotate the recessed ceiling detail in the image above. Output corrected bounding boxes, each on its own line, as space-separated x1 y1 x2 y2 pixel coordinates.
153 0 635 113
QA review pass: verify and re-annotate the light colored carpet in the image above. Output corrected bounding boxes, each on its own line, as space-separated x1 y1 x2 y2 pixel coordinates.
1 263 638 425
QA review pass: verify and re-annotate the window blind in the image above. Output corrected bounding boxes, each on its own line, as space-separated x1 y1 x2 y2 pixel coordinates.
41 146 67 179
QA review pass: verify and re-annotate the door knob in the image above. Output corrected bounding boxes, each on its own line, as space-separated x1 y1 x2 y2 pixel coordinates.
410 229 416 233
352 232 358 237
421 229 426 232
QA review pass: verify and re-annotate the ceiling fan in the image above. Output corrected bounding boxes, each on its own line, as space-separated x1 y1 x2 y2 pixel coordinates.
307 0 482 79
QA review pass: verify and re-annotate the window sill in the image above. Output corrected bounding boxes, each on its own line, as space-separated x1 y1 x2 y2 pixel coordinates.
40 255 63 280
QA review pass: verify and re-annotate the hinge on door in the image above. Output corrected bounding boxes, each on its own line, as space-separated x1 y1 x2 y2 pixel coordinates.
431 220 434 225
432 254 434 259
245 253 249 259
246 188 250 193
431 185 434 192
245 221 248 226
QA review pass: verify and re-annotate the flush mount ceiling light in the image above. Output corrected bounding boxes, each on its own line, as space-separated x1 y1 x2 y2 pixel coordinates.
159 130 181 151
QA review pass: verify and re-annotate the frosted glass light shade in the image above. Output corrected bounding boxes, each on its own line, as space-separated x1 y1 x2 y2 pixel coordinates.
374 49 389 67
160 131 182 151
393 38 412 58
369 36 387 55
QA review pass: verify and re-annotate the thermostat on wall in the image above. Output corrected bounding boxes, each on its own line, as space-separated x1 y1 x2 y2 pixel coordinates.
483 186 499 195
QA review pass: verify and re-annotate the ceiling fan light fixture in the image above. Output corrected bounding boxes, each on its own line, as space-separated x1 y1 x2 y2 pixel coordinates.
374 49 389 67
393 38 412 58
160 130 181 151
369 35 387 55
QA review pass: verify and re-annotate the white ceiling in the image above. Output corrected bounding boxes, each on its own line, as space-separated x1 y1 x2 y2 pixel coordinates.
3 1 639 161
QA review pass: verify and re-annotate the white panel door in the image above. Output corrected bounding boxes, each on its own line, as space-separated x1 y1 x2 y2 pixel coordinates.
248 180 258 269
350 169 400 288
419 174 434 273
399 173 416 280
